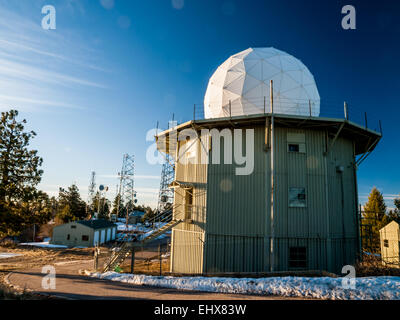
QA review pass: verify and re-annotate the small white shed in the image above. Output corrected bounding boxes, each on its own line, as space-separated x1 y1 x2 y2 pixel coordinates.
379 220 400 268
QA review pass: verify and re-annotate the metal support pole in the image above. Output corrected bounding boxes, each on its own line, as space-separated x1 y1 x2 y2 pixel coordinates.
269 80 275 272
364 112 368 129
264 96 266 114
130 247 135 274
229 100 232 118
309 100 312 117
193 104 196 121
359 204 363 259
159 243 162 276
344 101 348 120
94 245 99 271
379 120 383 136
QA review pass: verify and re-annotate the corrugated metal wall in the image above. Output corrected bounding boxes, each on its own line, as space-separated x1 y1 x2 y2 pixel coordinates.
171 229 204 274
171 122 359 274
204 126 270 272
170 137 208 273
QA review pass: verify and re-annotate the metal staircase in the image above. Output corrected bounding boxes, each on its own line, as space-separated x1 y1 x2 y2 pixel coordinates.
102 241 132 273
102 208 183 273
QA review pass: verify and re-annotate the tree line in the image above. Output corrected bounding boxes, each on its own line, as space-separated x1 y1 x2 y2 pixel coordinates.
0 109 399 249
0 110 155 239
361 187 400 253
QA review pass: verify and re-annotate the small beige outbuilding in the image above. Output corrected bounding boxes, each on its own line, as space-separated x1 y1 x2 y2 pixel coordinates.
51 220 117 247
379 220 400 267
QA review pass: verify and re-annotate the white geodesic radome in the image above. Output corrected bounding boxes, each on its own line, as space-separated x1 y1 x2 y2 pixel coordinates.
204 47 320 119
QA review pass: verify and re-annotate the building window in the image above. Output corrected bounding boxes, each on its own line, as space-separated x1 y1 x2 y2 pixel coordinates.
184 188 193 221
287 132 306 153
289 247 307 269
67 234 70 240
384 240 389 248
82 235 89 241
289 187 307 207
288 144 300 152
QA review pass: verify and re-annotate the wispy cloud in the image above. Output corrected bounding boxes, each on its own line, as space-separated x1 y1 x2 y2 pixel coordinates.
0 93 85 110
0 2 107 112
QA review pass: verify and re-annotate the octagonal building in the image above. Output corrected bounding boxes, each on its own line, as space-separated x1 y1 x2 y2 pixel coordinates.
155 48 381 274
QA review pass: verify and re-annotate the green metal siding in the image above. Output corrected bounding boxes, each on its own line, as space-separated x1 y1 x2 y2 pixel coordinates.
171 123 359 274
204 126 269 272
170 229 204 274
51 222 117 247
170 137 208 273
51 222 94 247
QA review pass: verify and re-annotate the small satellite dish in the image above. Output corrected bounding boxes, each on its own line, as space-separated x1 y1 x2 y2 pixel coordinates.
99 185 104 191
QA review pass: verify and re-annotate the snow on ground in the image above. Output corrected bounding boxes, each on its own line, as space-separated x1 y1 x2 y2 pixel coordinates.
19 242 68 248
0 252 22 259
89 272 400 300
116 223 153 233
116 222 171 241
54 260 92 266
19 242 89 249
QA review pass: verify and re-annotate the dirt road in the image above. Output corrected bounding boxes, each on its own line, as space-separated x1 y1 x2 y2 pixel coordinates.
7 260 304 300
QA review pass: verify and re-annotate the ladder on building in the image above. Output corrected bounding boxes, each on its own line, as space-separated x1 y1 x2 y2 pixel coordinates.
102 209 183 273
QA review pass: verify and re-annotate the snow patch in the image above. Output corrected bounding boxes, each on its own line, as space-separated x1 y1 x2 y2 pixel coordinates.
0 252 22 259
89 272 400 300
19 242 67 248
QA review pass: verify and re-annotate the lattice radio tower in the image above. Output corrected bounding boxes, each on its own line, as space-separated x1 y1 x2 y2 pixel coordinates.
157 120 176 214
117 154 137 218
87 171 96 206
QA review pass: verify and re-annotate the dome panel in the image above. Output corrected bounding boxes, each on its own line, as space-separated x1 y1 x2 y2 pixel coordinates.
204 47 320 118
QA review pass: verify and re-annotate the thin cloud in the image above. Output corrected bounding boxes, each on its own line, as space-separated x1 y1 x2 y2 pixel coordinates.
0 2 108 113
0 57 107 89
0 94 86 110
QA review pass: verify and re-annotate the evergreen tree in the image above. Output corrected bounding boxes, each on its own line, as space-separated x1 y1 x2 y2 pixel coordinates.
0 110 46 237
91 191 110 220
362 187 389 253
111 194 125 217
143 206 156 222
57 184 87 223
388 194 400 222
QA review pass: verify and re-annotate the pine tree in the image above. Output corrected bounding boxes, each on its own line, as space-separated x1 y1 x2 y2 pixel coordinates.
57 184 87 223
388 194 400 222
0 110 46 237
91 191 110 220
111 194 124 217
362 187 389 253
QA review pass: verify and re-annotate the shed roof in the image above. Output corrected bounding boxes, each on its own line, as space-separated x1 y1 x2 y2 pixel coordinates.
379 219 400 231
129 210 145 217
77 219 117 230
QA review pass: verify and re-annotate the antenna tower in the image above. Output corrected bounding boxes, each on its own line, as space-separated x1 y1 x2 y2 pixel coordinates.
157 120 176 214
117 154 137 218
88 171 96 206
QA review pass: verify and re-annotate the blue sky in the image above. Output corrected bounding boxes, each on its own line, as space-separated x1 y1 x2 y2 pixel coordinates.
0 0 399 208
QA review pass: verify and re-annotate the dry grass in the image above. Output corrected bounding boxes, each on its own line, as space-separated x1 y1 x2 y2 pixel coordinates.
120 259 170 275
0 244 93 273
0 244 95 299
355 254 400 277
